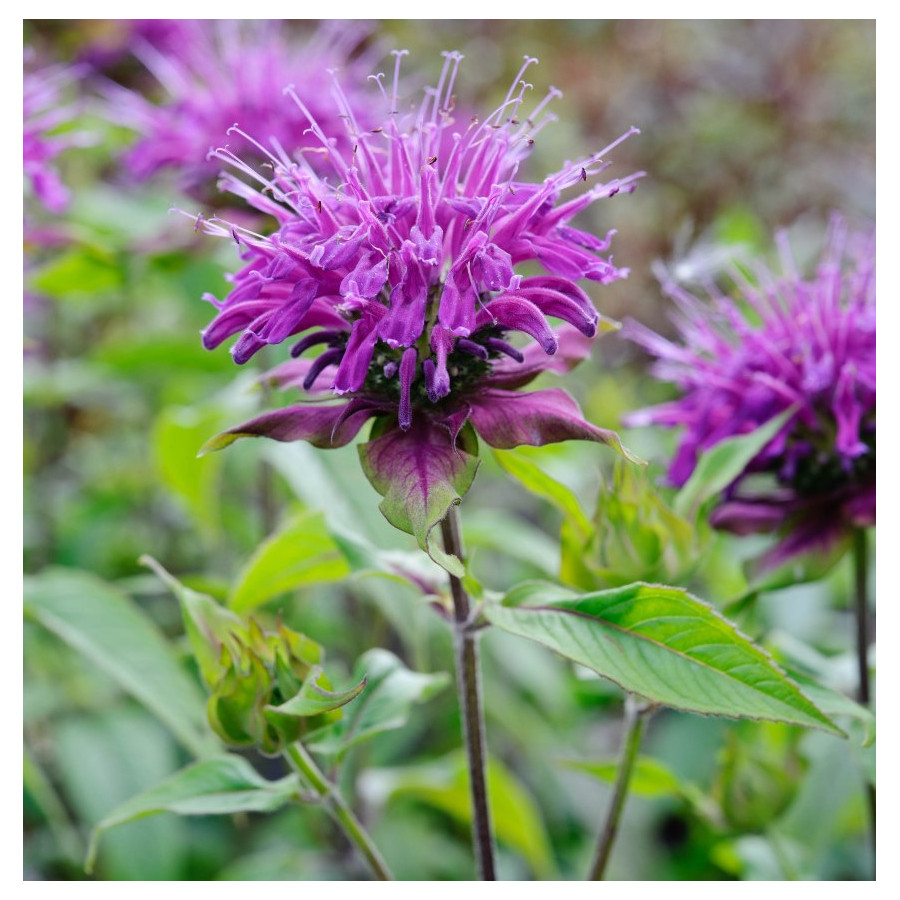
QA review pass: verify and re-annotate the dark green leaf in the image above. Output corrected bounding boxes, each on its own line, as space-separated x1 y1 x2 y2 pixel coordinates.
486 582 843 734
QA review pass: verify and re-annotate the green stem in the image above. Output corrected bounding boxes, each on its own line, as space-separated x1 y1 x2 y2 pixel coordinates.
286 742 393 881
852 528 876 878
853 528 872 707
440 506 497 881
588 696 653 881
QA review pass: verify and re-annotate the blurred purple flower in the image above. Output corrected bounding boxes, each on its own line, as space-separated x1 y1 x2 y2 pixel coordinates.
23 53 87 214
197 52 642 459
107 20 376 198
625 214 875 569
75 19 193 68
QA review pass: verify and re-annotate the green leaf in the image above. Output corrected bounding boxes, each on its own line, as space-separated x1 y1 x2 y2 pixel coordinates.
140 556 245 691
56 710 187 880
52 703 189 881
358 420 481 576
152 406 225 535
561 754 721 824
308 649 450 756
492 448 592 537
713 205 768 251
24 568 216 757
462 509 561 578
673 408 795 519
586 461 700 588
485 582 843 735
327 522 444 590
745 534 852 593
562 756 685 797
29 247 123 298
270 666 367 718
86 756 299 873
765 631 875 747
228 510 350 613
361 751 555 879
24 744 83 863
786 669 875 748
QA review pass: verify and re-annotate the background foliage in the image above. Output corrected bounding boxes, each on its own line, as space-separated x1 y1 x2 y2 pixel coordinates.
23 19 875 881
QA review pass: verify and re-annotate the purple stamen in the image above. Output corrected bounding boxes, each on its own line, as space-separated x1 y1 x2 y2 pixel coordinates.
457 339 489 360
398 347 418 430
302 347 344 390
290 330 339 358
484 337 525 362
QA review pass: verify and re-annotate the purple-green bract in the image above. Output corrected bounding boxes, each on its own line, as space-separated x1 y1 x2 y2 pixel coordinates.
197 52 641 569
108 20 375 198
625 214 875 569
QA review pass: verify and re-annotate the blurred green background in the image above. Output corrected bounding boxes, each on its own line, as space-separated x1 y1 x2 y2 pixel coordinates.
24 19 875 880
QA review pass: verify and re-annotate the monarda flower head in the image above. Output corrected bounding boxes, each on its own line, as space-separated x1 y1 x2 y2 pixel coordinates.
625 214 875 571
108 19 376 198
196 52 643 572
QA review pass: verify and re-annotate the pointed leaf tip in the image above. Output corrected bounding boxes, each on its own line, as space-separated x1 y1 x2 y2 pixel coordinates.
197 430 240 456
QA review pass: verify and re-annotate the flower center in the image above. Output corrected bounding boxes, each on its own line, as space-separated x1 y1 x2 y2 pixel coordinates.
781 425 875 498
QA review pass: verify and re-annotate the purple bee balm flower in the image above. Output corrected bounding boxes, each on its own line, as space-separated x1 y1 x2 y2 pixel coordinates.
625 214 875 571
107 20 376 199
196 52 642 572
23 52 88 214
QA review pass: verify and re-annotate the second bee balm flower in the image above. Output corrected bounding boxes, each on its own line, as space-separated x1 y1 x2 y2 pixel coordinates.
197 52 642 572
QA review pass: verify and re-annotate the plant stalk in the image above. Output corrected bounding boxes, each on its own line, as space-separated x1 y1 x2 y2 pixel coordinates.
853 528 872 707
440 506 497 881
852 527 876 878
588 696 653 881
286 742 393 881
